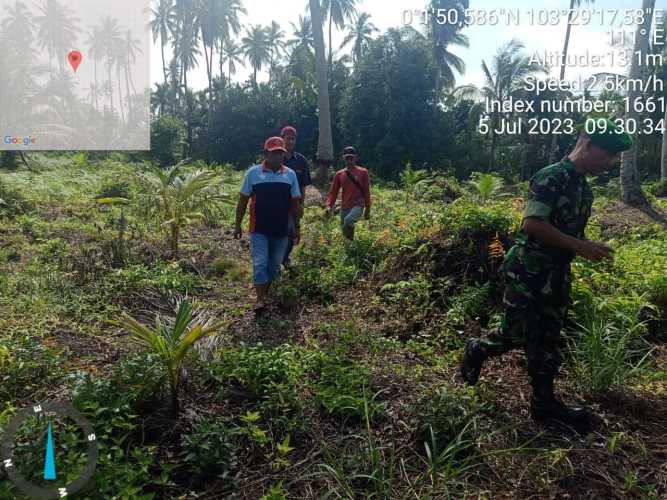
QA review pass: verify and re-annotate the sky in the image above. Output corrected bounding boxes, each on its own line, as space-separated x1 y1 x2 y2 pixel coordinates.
150 0 667 92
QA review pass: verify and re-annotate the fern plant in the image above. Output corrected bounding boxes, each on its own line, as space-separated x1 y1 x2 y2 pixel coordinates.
467 172 505 204
116 300 227 413
140 164 228 258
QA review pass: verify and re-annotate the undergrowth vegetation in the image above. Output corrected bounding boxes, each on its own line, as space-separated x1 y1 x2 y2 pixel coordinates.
0 153 665 498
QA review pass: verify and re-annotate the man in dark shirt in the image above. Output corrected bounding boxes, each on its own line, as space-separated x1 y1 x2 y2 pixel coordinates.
281 125 312 266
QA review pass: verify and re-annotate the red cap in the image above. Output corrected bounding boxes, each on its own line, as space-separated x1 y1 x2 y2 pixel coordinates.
281 126 297 137
264 136 287 152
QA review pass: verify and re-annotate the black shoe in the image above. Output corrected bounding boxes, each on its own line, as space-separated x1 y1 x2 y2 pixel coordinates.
460 339 487 385
530 374 591 430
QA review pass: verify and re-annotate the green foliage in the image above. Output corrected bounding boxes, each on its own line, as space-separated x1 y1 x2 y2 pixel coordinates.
0 334 62 402
116 300 226 413
446 283 492 326
0 180 33 216
111 262 199 294
399 163 428 200
379 274 434 324
467 172 505 204
440 198 519 239
312 354 383 422
181 417 237 485
209 344 304 434
150 114 187 167
413 175 464 203
568 288 654 394
416 383 485 457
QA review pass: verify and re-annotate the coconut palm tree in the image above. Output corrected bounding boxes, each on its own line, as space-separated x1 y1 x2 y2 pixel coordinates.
85 26 104 112
150 0 177 87
2 1 35 60
100 16 123 114
621 0 655 207
266 21 286 82
322 0 356 67
124 30 142 97
288 15 313 54
151 82 170 116
217 0 246 79
429 0 469 92
309 0 334 184
340 12 377 66
547 0 596 162
453 39 548 170
197 0 222 100
241 24 270 87
34 0 80 76
220 38 244 88
173 0 201 98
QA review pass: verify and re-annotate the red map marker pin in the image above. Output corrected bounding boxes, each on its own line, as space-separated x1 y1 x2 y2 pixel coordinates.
68 50 83 72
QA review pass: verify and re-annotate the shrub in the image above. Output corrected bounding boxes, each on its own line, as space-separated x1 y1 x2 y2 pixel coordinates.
416 383 485 457
312 355 383 422
0 181 33 216
208 344 304 434
181 417 237 485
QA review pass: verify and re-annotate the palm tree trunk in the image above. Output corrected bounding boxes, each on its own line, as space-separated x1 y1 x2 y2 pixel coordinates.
661 104 667 181
328 14 333 69
117 67 126 123
161 40 168 86
548 0 576 164
310 0 335 186
93 58 99 112
621 0 655 206
107 58 115 113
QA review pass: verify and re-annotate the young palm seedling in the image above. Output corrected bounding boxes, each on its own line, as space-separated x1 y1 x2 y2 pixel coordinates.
115 300 227 414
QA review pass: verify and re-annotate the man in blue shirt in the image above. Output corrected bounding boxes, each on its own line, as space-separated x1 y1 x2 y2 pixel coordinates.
234 136 301 312
281 125 312 267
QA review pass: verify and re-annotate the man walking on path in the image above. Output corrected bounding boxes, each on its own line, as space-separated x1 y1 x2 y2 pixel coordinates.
326 147 371 240
460 118 633 429
281 125 312 267
234 137 302 312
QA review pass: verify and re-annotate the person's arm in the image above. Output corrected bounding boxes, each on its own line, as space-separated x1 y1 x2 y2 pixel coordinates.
362 170 371 219
326 173 341 211
288 171 302 241
522 169 611 262
235 170 253 238
523 218 612 262
234 194 249 239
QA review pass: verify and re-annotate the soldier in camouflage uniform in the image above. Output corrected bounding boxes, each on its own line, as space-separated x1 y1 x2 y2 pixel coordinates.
461 118 633 428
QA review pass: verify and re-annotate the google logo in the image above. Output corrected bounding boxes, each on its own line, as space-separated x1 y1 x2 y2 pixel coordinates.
4 136 37 146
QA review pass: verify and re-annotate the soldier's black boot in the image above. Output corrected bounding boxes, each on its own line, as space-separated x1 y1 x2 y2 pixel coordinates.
530 374 590 430
460 339 488 385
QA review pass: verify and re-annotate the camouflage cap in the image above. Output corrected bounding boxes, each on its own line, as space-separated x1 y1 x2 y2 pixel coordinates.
575 118 634 154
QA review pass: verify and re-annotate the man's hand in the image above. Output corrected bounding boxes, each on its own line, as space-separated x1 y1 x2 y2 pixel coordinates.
575 240 614 262
233 224 242 239
293 227 301 245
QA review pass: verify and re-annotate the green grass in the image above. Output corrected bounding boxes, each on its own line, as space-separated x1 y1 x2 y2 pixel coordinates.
0 154 666 498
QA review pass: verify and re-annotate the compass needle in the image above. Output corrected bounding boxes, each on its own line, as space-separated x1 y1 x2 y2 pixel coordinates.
43 421 56 481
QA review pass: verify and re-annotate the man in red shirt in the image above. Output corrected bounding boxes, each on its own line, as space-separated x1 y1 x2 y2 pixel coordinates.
326 146 371 240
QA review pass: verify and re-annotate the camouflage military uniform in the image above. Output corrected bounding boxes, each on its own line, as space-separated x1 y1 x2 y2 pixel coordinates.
480 158 594 378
